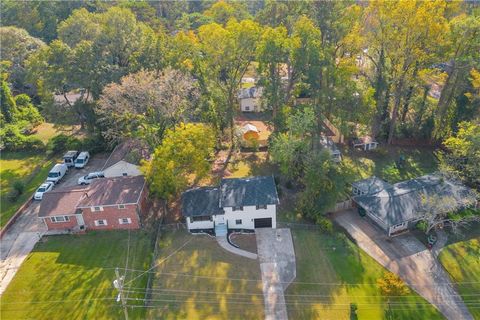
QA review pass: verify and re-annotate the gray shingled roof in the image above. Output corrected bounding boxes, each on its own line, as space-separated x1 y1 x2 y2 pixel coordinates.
352 176 392 195
220 176 279 207
181 187 223 217
354 174 477 228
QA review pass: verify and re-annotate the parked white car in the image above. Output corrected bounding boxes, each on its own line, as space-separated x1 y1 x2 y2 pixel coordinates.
46 163 68 184
75 151 90 169
78 171 105 185
34 181 54 200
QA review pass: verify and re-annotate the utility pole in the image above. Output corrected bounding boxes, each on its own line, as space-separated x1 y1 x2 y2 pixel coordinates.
114 267 129 320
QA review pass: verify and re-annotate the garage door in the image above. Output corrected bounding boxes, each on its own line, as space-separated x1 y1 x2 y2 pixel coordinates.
254 218 272 228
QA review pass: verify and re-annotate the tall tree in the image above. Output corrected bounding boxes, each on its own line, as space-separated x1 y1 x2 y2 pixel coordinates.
0 27 45 93
96 69 199 147
357 0 448 143
192 19 262 139
433 13 480 139
142 123 215 200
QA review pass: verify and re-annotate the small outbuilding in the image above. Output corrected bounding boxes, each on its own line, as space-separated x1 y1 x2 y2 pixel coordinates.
352 136 379 151
238 87 263 112
320 136 342 162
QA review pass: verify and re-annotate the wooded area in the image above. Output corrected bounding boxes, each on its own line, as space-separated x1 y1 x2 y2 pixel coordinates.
1 0 479 209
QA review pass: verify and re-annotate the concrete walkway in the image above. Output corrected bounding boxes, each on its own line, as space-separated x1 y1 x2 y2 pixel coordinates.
0 202 46 295
216 236 258 259
256 228 296 320
334 210 473 320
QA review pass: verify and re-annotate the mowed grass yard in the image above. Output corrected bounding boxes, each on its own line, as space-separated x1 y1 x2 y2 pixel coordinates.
0 151 56 226
147 230 264 319
439 235 480 319
286 229 443 319
0 123 79 227
0 231 153 320
342 145 438 184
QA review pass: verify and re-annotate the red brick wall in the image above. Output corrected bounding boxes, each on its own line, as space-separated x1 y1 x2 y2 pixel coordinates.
44 216 79 231
82 204 140 230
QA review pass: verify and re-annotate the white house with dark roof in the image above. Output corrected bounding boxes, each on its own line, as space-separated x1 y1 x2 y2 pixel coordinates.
238 87 263 112
182 176 279 236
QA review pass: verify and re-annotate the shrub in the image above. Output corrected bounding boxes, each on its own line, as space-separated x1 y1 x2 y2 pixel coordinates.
8 180 25 202
316 216 333 232
47 134 82 155
416 220 428 232
13 180 25 195
0 123 45 151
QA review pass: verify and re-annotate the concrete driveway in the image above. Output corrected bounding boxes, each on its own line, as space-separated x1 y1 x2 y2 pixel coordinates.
0 153 108 295
256 228 296 320
333 210 473 320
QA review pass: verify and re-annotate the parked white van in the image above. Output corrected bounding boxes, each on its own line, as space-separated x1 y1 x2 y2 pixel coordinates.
75 151 90 169
46 163 68 184
63 150 80 167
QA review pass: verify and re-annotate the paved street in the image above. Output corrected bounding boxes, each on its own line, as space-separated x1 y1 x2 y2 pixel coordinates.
334 210 473 320
0 154 108 295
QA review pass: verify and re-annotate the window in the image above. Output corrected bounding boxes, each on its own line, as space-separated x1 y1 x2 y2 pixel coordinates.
235 219 242 225
256 204 267 210
232 206 244 211
119 218 132 224
122 173 128 176
91 206 104 212
50 216 70 223
118 204 126 209
245 106 250 111
94 219 107 226
191 216 212 222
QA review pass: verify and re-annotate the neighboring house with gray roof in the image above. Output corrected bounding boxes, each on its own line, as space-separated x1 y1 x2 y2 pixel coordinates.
182 176 279 236
102 139 149 178
352 174 478 236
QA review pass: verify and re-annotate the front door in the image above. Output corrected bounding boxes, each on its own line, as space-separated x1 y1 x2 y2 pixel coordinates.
216 215 225 225
76 214 85 228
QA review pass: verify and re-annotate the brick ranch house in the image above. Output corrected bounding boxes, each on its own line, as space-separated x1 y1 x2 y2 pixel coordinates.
38 176 148 232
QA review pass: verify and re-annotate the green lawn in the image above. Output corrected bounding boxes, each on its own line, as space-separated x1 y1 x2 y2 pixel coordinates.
286 229 444 319
342 146 438 184
0 231 153 320
439 236 480 319
147 230 264 319
0 122 78 227
0 152 56 226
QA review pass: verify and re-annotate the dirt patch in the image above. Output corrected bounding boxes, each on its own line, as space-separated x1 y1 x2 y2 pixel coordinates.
230 233 257 254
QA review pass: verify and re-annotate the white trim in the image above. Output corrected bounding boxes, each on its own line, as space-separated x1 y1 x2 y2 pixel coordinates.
118 204 126 209
94 219 108 226
77 203 136 209
50 216 70 223
119 218 132 224
91 206 104 212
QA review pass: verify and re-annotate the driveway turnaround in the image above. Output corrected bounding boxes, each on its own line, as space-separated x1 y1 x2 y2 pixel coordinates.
334 210 473 320
256 228 296 320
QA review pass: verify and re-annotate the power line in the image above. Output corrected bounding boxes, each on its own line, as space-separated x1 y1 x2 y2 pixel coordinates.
117 268 480 286
123 237 193 286
121 286 480 299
